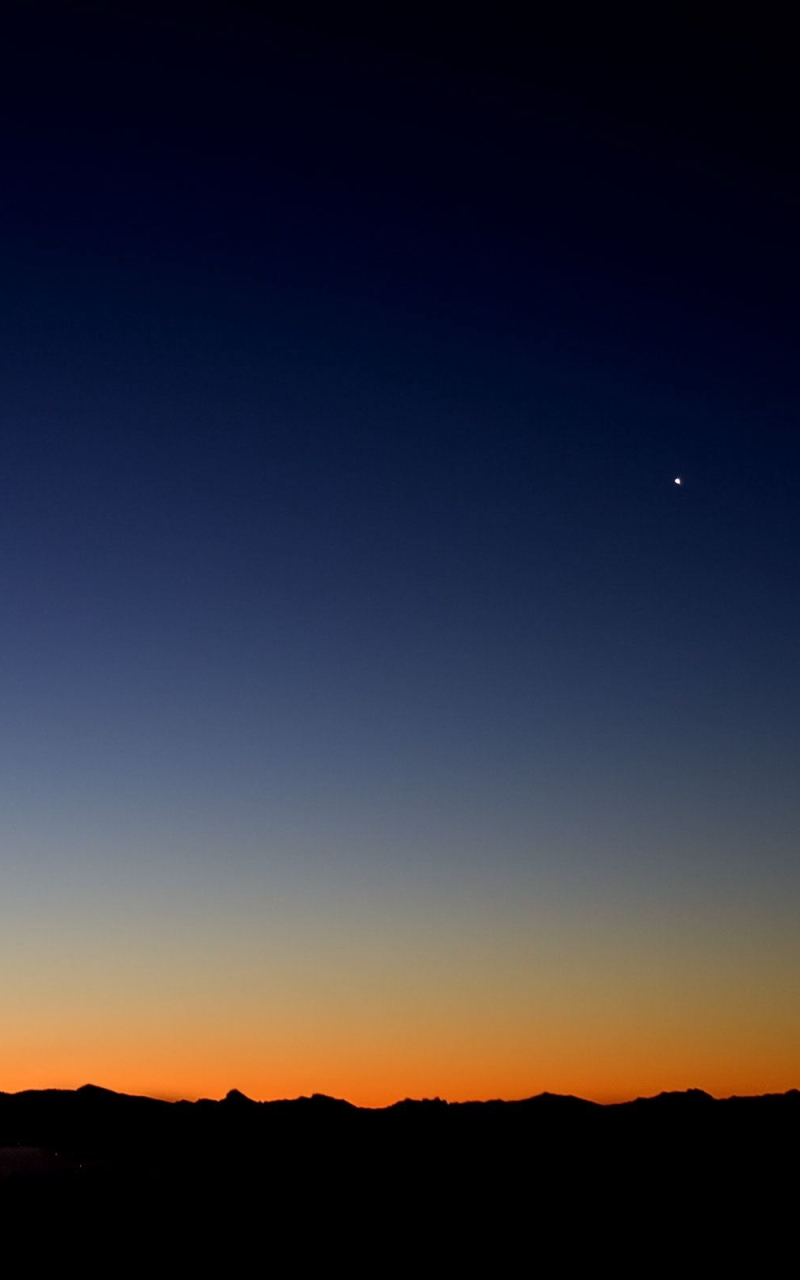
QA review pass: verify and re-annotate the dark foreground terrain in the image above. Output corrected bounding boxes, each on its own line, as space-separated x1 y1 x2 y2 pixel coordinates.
1 1084 797 1258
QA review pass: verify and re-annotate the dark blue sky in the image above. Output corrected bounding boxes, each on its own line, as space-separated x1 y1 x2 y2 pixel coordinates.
1 8 798 1100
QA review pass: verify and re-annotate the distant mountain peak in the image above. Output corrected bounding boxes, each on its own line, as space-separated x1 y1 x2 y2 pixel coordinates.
224 1088 254 1104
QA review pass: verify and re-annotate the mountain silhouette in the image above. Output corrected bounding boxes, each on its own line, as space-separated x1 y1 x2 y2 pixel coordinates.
2 1082 796 1262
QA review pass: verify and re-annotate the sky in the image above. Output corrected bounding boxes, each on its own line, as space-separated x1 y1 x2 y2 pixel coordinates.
1 8 798 1104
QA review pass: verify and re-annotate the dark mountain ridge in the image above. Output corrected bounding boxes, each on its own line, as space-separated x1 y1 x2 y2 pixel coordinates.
2 1082 797 1174
2 1082 797 1258
3 1079 798 1127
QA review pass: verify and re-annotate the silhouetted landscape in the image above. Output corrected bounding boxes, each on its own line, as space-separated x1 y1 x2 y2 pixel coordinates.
2 1082 797 1238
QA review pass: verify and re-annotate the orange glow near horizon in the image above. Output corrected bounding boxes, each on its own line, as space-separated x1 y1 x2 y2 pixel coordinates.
3 861 798 1108
2 993 798 1107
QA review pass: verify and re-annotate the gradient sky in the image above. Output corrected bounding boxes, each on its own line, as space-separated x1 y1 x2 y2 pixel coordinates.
1 10 798 1104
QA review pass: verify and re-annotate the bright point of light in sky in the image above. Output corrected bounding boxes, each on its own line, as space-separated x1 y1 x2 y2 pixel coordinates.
674 477 682 485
